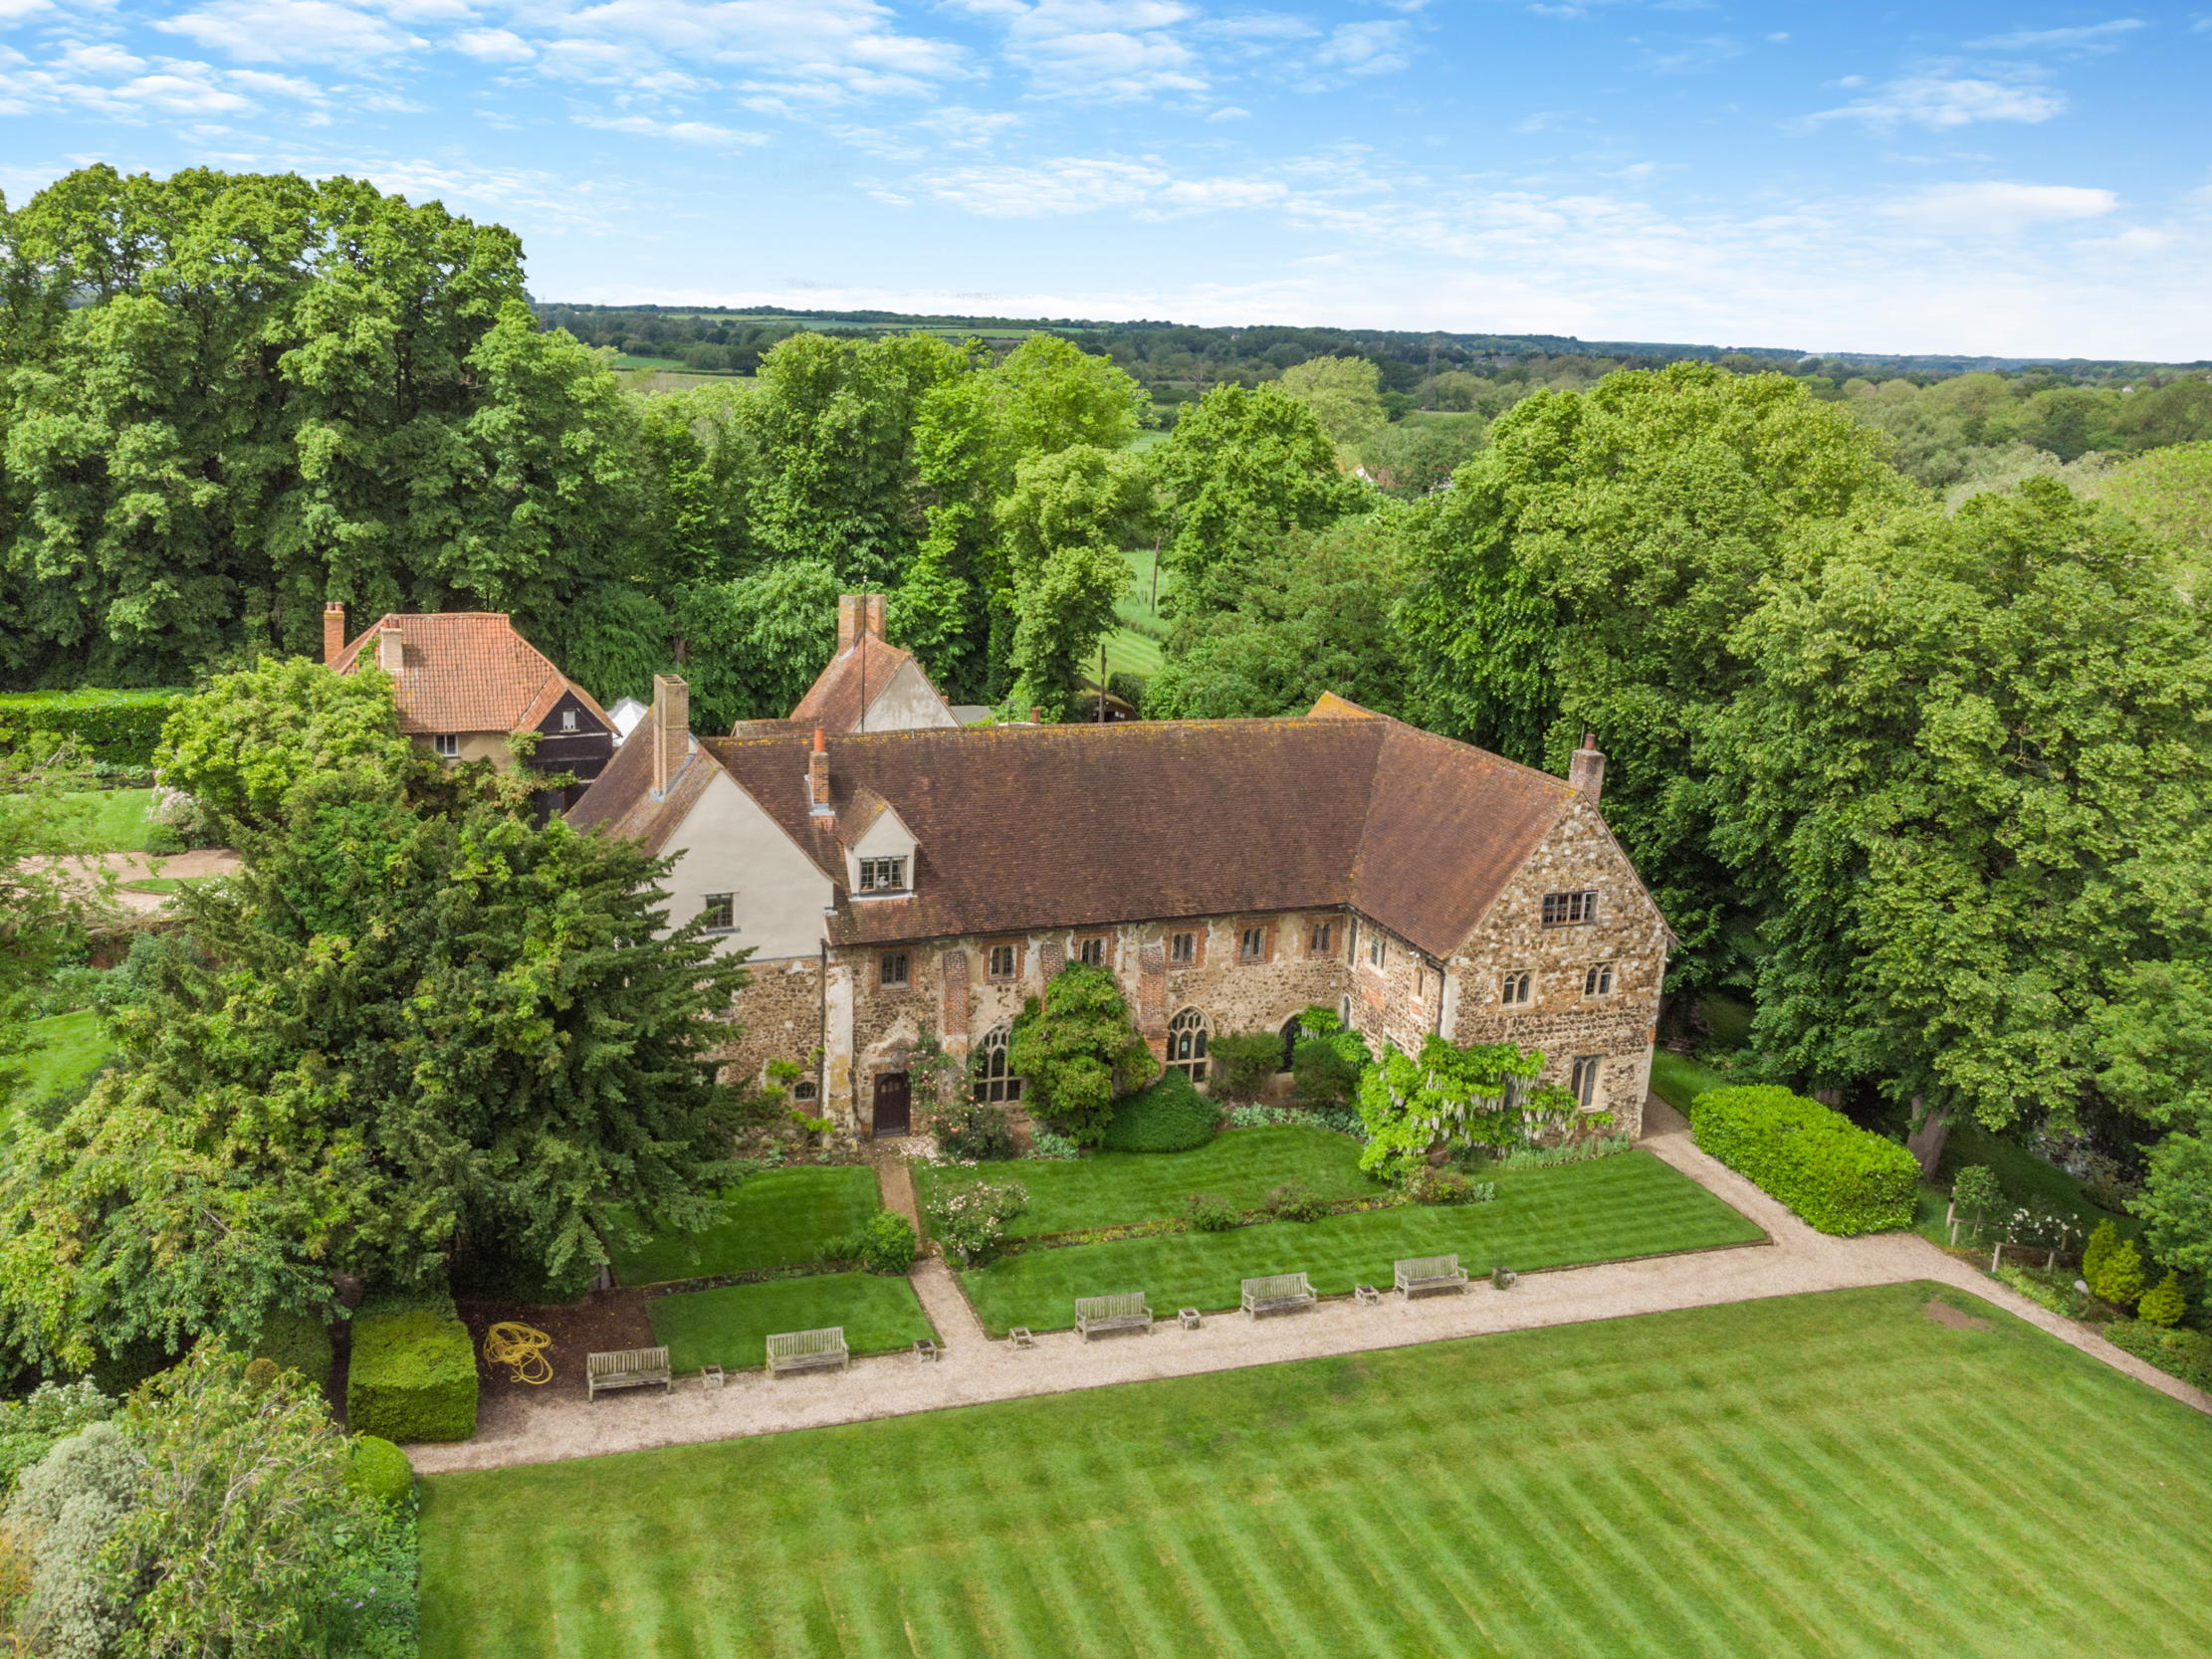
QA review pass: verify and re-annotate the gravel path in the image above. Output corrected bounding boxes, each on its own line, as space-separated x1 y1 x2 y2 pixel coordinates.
46 849 243 913
405 1105 2209 1475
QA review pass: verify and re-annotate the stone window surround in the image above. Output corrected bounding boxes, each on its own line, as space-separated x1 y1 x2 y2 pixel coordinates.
1236 922 1275 964
1166 927 1205 969
984 939 1024 982
1305 918 1338 957
877 949 912 989
1072 931 1115 968
1499 968 1533 1007
1584 961 1615 997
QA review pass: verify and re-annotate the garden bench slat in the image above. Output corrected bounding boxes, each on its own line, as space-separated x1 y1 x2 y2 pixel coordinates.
586 1346 673 1399
1074 1293 1153 1339
1394 1254 1470 1298
1240 1273 1316 1318
766 1327 850 1376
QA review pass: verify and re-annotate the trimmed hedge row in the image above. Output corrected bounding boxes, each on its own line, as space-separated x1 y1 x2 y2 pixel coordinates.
1102 1071 1218 1152
1688 1085 1918 1236
249 1310 333 1388
346 1284 477 1444
0 688 185 768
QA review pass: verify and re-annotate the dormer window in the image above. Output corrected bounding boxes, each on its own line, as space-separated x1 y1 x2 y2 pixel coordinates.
858 856 907 893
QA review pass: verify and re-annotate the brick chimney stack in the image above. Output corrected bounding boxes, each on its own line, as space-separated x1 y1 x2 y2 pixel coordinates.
836 595 861 653
1569 732 1606 805
863 593 886 638
807 727 834 817
651 674 689 795
323 602 345 666
374 622 403 674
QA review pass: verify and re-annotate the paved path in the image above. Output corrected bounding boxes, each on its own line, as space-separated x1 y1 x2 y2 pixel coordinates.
407 1108 2209 1475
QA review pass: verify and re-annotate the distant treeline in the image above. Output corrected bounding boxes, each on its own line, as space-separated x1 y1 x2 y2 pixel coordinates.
533 302 2211 415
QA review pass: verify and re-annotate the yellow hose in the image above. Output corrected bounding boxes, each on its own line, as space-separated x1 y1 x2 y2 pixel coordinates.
484 1322 554 1385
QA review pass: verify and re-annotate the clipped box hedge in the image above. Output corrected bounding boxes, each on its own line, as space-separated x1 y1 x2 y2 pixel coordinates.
1688 1085 1918 1236
1103 1070 1219 1152
0 688 185 768
249 1310 333 1388
346 1291 478 1445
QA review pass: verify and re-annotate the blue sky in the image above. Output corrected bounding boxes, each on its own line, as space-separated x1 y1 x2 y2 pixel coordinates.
5 1 2207 357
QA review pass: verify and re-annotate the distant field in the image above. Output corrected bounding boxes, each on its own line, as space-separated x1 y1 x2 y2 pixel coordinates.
610 368 747 396
419 1281 2212 1658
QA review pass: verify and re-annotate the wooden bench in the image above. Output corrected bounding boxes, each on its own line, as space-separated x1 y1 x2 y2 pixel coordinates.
1394 1254 1469 1299
1240 1273 1316 1319
1074 1293 1153 1340
766 1327 850 1376
586 1346 672 1400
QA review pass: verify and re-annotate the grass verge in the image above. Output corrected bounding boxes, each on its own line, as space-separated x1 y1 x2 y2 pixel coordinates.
645 1273 935 1372
419 1280 2212 1659
960 1148 1760 1336
56 787 157 854
915 1127 1376 1239
609 1166 882 1287
1650 1048 1728 1112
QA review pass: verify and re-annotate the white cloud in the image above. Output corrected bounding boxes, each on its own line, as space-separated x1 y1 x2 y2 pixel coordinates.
1882 180 2119 233
528 0 967 99
451 27 536 62
905 154 1286 217
575 111 767 146
914 104 1022 147
155 0 420 64
1313 20 1408 75
1808 75 2065 130
949 0 1210 100
1205 104 1249 120
1968 19 2143 52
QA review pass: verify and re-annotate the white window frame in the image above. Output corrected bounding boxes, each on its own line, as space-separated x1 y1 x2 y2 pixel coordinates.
559 708 578 732
431 732 460 759
858 856 908 894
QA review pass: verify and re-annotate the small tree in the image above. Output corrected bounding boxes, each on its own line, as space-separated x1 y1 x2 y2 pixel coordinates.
1005 964 1152 1145
2082 1218 2117 1288
2091 1234 2147 1308
1207 1034 1281 1103
1290 1005 1371 1107
2137 1270 2186 1329
1950 1165 2003 1243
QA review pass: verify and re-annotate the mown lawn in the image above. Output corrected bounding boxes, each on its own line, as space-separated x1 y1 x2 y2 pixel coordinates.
56 787 157 854
645 1273 935 1372
914 1127 1377 1239
1650 1048 1728 1113
418 1281 2212 1659
17 1008 114 1104
610 1166 883 1287
960 1148 1760 1336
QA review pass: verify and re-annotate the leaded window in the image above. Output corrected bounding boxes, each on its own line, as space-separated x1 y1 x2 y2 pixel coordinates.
1167 1007 1209 1082
973 1025 1022 1104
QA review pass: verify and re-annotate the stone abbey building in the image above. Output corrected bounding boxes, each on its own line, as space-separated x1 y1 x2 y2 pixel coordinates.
569 596 1669 1140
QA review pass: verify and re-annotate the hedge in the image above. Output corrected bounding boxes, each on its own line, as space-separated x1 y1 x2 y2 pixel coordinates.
1688 1085 1918 1236
346 1286 477 1444
0 688 185 769
248 1310 333 1388
1102 1070 1218 1153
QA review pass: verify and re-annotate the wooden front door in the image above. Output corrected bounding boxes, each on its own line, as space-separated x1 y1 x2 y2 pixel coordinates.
872 1071 912 1137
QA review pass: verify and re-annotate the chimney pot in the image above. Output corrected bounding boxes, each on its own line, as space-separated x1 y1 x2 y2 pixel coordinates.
808 727 833 814
374 622 403 674
651 674 690 795
1568 732 1607 806
323 602 346 667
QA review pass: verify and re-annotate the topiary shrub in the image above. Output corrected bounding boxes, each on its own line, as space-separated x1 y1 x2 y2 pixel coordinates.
346 1435 414 1507
345 1291 477 1445
248 1310 332 1388
1103 1071 1218 1153
1207 1033 1281 1103
1184 1193 1240 1233
1688 1085 1917 1235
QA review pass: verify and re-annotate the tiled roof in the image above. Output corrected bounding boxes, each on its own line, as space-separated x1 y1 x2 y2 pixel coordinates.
562 716 714 857
787 634 947 732
331 612 612 737
671 710 1581 957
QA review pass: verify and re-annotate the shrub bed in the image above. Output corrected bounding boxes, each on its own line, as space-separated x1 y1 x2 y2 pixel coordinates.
1688 1085 1917 1235
1103 1071 1217 1152
346 1287 477 1444
2101 1319 2212 1391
